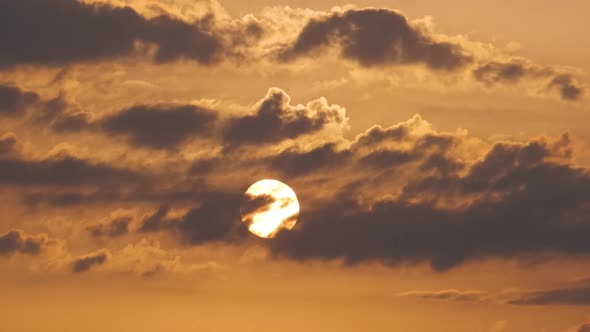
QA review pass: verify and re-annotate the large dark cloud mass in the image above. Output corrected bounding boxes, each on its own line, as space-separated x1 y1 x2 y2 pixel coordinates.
278 8 471 70
102 104 218 149
0 230 48 256
3 85 590 275
270 135 590 271
0 0 256 68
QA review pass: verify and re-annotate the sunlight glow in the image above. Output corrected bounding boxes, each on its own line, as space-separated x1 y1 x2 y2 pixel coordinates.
241 179 300 238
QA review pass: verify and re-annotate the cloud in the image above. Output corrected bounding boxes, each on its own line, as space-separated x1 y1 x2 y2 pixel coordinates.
0 84 39 116
549 74 583 101
0 155 144 188
4 86 590 272
52 111 95 132
222 88 347 149
71 249 110 273
0 230 49 256
87 216 132 238
270 7 584 101
269 143 351 177
579 324 590 332
138 192 249 245
472 61 584 101
269 134 590 271
240 193 277 227
138 206 174 233
0 133 21 157
34 93 68 124
175 192 249 245
510 282 590 306
277 8 472 70
396 289 488 302
102 104 218 149
0 0 262 68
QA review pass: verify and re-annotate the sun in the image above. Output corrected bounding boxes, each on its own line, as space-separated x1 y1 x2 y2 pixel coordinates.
241 179 300 238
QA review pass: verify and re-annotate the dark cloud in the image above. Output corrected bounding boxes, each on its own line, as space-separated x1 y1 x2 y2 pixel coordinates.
549 74 583 101
269 136 590 271
138 206 173 233
472 61 529 84
0 230 48 256
175 192 249 245
0 155 144 188
358 149 418 169
0 0 239 68
0 84 39 116
52 112 94 132
240 193 276 227
278 8 471 70
35 93 68 123
87 216 132 238
510 282 590 306
138 192 249 245
102 104 217 149
72 250 109 273
189 157 221 175
397 289 488 302
351 115 426 148
420 153 465 175
223 88 346 148
472 61 583 101
0 133 20 157
270 143 351 177
579 324 590 332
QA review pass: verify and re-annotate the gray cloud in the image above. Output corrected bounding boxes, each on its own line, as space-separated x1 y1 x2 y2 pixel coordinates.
0 230 48 256
397 289 488 302
0 133 20 157
138 206 173 233
102 104 218 149
472 61 584 101
0 0 263 68
223 88 346 149
136 192 251 245
270 136 590 271
269 143 351 177
72 250 109 273
278 8 471 70
52 111 94 132
550 74 583 101
510 283 590 306
0 155 144 188
87 216 132 238
0 84 39 116
240 193 277 227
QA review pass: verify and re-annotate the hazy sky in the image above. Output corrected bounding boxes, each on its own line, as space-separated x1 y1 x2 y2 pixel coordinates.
1 1 590 331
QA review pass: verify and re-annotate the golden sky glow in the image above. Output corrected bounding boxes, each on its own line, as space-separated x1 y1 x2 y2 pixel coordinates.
1 1 590 331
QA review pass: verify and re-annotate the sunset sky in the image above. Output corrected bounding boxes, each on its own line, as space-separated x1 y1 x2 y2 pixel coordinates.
1 1 590 331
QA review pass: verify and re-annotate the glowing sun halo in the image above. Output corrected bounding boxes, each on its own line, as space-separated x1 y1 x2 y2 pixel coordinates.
241 179 300 238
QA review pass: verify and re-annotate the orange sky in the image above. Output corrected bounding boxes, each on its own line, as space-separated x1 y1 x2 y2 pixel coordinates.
0 1 589 331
